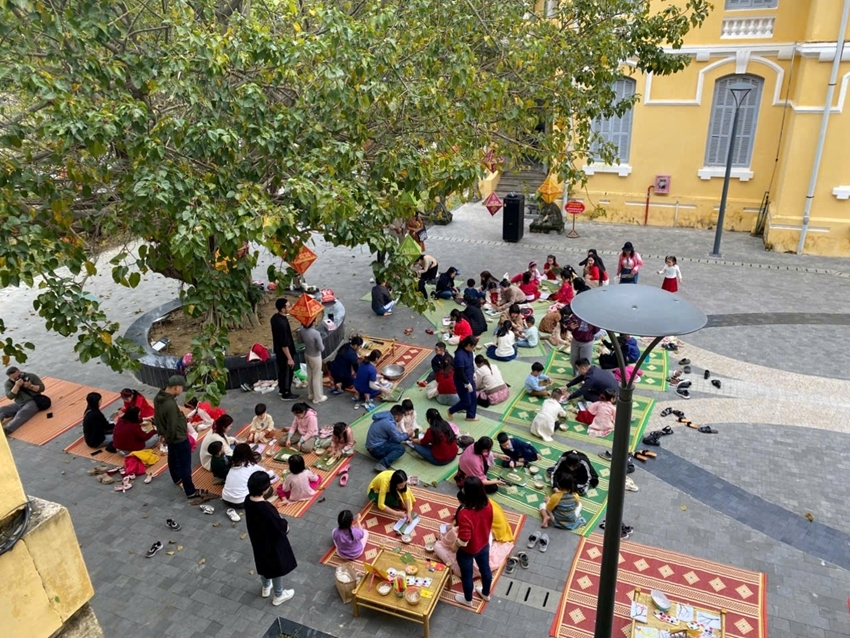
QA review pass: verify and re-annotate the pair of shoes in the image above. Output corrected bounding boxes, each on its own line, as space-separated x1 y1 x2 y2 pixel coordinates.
621 524 634 540
272 589 295 606
505 556 518 574
677 380 692 390
676 388 691 399
338 467 350 487
598 450 612 461
280 392 300 401
363 402 376 411
643 433 661 446
527 533 549 552
240 383 252 392
199 504 215 515
633 449 657 462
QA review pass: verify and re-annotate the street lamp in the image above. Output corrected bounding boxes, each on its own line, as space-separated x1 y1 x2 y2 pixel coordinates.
570 285 706 638
710 82 753 258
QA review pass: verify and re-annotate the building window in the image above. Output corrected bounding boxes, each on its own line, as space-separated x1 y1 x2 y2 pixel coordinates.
725 0 778 9
591 77 637 164
704 74 764 168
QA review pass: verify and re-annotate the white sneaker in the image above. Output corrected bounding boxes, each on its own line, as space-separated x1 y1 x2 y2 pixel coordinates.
316 395 328 403
272 589 294 606
475 585 491 602
261 584 272 598
454 593 475 607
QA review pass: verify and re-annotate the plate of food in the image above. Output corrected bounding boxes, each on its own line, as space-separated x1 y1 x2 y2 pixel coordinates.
377 582 393 596
405 565 419 575
500 469 528 487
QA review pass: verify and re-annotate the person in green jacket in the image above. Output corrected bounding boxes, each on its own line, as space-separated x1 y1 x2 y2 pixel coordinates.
2 367 46 434
154 375 210 501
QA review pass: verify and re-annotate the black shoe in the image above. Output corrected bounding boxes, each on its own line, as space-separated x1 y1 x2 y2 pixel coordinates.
711 379 722 389
704 369 711 380
677 380 692 390
105 443 117 453
627 462 635 474
676 388 691 399
660 407 672 417
683 365 691 374
280 392 300 401
678 358 690 365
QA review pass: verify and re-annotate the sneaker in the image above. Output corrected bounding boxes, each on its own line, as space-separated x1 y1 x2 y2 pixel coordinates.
145 541 163 558
374 463 389 473
272 589 295 606
475 585 491 602
280 392 300 401
676 388 691 399
677 380 692 390
363 402 376 411
315 396 328 404
261 585 272 598
454 593 475 607
165 518 181 531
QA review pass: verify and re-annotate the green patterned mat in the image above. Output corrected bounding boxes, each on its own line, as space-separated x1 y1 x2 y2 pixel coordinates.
548 345 669 392
488 428 610 536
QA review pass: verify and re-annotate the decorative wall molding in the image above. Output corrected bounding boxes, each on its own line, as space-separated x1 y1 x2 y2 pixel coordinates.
833 186 850 201
582 163 633 177
698 166 754 181
721 17 776 40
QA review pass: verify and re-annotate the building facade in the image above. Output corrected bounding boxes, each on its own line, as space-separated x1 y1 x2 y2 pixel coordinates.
576 0 850 257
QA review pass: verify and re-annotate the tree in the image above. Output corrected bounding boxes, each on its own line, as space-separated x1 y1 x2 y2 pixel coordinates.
0 0 710 402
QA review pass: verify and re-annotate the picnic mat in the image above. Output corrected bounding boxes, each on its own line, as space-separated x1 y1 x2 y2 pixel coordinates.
551 533 767 638
320 486 526 613
1 378 120 446
548 348 669 393
323 336 431 389
489 430 609 536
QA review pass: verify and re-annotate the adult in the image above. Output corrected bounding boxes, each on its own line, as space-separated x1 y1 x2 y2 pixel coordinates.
368 469 416 520
449 336 478 422
457 436 505 494
445 308 472 346
582 254 608 287
410 408 458 466
473 356 510 407
572 277 592 295
462 300 488 337
479 270 499 291
300 317 326 404
413 254 439 298
496 279 526 311
617 241 643 284
435 266 460 300
1 366 46 434
599 334 640 370
365 405 410 472
153 375 207 501
112 406 158 454
353 350 384 406
406 212 426 251
498 303 525 335
565 359 619 403
486 321 517 362
370 279 395 316
244 471 297 606
550 450 599 495
434 355 459 406
82 392 114 449
116 388 154 421
453 476 494 607
222 443 277 509
328 335 363 394
565 311 598 367
200 414 238 471
271 297 299 401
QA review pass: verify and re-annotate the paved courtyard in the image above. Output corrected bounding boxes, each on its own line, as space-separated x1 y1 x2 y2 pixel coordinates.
4 202 850 638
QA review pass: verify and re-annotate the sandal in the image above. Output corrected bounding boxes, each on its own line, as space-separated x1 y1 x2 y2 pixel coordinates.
642 434 661 447
226 508 241 522
666 376 680 386
505 556 518 575
711 379 722 389
517 551 530 569
526 532 541 549
659 407 672 417
678 358 691 366
678 417 697 429
199 504 215 515
633 452 647 462
339 467 349 487
660 426 674 436
636 450 657 458
538 533 550 553
676 388 691 399
114 477 133 493
671 410 685 418
698 425 718 434
704 369 711 380
98 475 115 485
146 541 163 558
598 450 612 461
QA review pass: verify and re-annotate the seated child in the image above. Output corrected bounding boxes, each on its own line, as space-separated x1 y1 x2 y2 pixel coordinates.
530 388 567 442
540 474 586 530
463 278 485 303
353 350 387 409
279 454 321 503
208 440 231 485
399 398 420 436
549 450 598 495
246 402 276 444
496 432 539 468
281 402 318 453
524 362 552 397
576 388 616 438
332 509 369 560
516 316 539 348
329 421 356 458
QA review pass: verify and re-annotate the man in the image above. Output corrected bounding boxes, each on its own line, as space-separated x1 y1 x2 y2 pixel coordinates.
271 297 299 400
413 254 439 298
300 318 326 404
1 366 47 434
565 358 618 403
365 405 410 472
153 375 210 502
371 279 396 316
434 267 460 300
598 334 640 370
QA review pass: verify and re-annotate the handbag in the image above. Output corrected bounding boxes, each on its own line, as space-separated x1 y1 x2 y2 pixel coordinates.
33 394 51 411
417 228 428 242
321 288 335 303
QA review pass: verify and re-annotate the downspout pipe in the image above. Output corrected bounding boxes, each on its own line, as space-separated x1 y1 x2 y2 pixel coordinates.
797 0 850 254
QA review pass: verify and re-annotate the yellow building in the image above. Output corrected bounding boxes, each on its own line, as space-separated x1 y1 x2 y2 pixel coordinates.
572 0 850 257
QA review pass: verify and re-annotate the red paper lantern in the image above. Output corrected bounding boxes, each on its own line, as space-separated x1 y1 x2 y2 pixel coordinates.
289 293 324 327
484 192 503 216
289 245 317 275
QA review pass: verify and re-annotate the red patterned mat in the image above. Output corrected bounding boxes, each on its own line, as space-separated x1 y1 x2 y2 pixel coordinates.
323 337 431 388
320 486 526 613
551 533 767 638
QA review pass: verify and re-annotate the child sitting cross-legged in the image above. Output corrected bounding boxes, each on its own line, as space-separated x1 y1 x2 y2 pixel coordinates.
496 432 539 468
328 421 355 458
246 402 276 444
208 440 231 485
279 454 321 504
576 388 616 438
524 362 552 397
539 473 586 530
332 509 369 560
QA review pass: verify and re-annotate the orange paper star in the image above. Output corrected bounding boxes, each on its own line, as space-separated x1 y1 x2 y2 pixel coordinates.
289 293 324 327
537 174 564 205
289 245 317 275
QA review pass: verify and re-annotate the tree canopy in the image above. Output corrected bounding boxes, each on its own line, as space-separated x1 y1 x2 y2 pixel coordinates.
0 0 710 402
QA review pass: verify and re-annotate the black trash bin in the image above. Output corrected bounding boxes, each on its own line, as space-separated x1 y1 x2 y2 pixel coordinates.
502 192 525 243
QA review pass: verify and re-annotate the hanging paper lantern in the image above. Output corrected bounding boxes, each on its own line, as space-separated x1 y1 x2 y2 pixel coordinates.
484 191 503 216
289 293 324 327
399 234 423 259
481 149 504 173
289 245 317 275
537 174 564 205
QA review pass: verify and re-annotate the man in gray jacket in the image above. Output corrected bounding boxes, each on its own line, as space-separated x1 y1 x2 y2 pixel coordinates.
2 366 47 434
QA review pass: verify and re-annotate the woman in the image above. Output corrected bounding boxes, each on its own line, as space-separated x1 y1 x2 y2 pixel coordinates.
445 308 472 346
222 443 277 509
112 406 158 454
473 356 510 407
435 355 459 406
449 336 478 422
82 392 113 449
548 312 573 348
617 241 643 284
328 335 363 394
367 469 415 520
244 471 297 606
457 436 505 494
496 279 527 311
406 212 426 251
200 414 238 471
116 388 154 421
572 277 592 295
583 255 605 288
453 477 494 607
498 303 526 335
410 409 458 466
479 270 498 292
486 321 517 362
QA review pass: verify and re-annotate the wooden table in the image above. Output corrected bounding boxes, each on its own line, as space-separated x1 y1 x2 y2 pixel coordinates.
352 549 450 638
629 587 726 638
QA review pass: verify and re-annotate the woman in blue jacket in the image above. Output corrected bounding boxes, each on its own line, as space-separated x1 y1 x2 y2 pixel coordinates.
449 336 478 421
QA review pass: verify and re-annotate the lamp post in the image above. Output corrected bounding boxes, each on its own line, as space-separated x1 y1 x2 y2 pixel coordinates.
710 82 753 258
570 286 706 638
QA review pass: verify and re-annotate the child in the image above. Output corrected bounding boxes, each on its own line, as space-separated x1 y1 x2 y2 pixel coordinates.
543 254 559 281
486 281 500 307
525 362 552 397
184 397 215 431
576 388 617 438
282 402 318 453
279 454 320 502
329 421 356 458
353 350 387 409
540 474 586 530
247 403 276 444
333 509 369 560
463 278 485 303
421 342 447 385
399 399 420 436
516 316 539 348
208 440 231 485
496 432 539 468
530 388 567 442
658 255 682 293
550 449 598 495
518 271 541 301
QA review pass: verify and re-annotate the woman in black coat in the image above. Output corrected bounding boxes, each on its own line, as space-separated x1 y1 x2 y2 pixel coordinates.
245 471 298 606
82 392 113 449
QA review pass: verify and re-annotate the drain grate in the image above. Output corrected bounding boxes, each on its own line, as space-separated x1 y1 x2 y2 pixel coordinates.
492 577 561 611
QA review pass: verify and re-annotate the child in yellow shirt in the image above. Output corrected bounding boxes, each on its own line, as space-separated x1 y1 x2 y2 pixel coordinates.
246 403 275 444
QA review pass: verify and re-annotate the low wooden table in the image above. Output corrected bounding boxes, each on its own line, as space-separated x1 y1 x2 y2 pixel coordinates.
629 587 726 638
352 549 450 638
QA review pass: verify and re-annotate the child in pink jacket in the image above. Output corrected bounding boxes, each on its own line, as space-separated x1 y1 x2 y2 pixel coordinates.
281 402 318 453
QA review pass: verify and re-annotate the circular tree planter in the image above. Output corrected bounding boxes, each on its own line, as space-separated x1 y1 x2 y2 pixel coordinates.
124 298 346 390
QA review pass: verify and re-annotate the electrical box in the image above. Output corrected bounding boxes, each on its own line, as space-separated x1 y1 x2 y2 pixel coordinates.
654 175 671 194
